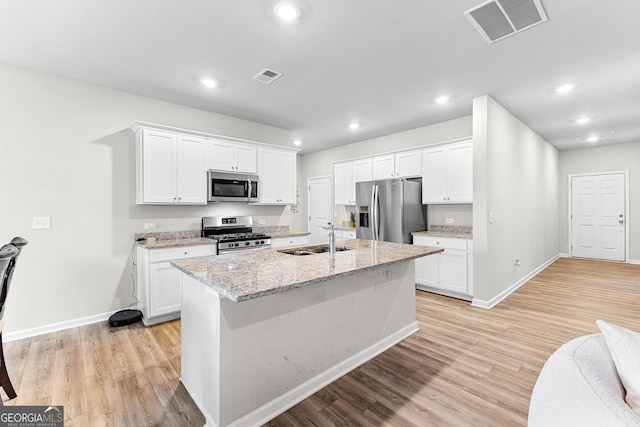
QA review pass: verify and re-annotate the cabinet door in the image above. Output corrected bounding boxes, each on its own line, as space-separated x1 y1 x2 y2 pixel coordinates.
149 262 182 317
235 145 257 173
334 162 354 205
141 129 176 203
422 147 447 203
352 158 373 184
395 151 422 178
439 249 468 294
277 151 297 204
447 142 473 203
415 254 439 287
257 149 279 203
207 140 235 171
372 155 395 179
176 135 207 204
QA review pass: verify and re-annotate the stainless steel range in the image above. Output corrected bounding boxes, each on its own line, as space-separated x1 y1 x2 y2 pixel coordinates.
201 216 271 253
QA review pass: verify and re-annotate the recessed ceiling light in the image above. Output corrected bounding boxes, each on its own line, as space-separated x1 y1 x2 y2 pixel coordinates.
435 95 450 104
274 2 300 21
349 123 360 130
556 84 574 94
200 78 217 88
293 140 302 146
576 117 591 125
586 136 600 143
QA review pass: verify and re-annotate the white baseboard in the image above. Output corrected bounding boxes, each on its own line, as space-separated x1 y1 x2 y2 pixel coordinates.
559 252 569 258
471 254 560 309
629 259 640 265
224 321 419 427
3 308 129 342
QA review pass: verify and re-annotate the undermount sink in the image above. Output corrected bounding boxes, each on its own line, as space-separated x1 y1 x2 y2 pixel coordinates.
278 245 355 256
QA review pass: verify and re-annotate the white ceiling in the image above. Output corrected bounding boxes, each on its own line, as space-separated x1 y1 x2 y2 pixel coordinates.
1 1 638 153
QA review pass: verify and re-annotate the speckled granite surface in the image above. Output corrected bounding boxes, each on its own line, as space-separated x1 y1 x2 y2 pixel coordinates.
136 237 216 249
254 226 310 238
171 239 442 302
413 225 473 239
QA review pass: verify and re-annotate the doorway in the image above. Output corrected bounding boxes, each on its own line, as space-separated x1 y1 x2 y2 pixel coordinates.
308 176 332 244
569 172 628 261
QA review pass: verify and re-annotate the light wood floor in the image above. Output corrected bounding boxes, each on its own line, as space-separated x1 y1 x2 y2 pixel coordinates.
3 257 640 426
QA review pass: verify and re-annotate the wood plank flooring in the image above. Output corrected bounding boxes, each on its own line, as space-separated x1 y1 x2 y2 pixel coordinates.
3 257 640 426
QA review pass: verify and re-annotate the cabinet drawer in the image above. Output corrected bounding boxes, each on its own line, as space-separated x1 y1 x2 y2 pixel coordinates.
413 236 468 251
149 245 216 263
342 230 356 240
271 235 309 248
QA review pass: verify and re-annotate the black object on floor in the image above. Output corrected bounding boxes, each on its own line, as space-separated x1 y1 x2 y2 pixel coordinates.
109 309 142 327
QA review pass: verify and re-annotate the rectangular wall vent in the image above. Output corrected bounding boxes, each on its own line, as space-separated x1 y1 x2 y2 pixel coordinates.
252 68 283 84
464 0 548 44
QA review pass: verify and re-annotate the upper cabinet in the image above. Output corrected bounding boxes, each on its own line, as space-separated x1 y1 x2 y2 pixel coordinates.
334 158 373 205
422 140 472 204
257 148 297 204
207 140 257 173
136 128 207 205
372 151 422 179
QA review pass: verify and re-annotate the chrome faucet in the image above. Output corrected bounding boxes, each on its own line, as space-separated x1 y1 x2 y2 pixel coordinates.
328 222 336 254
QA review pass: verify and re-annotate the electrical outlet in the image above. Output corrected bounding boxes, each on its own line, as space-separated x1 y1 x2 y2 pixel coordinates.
445 218 454 224
258 219 266 225
144 222 156 230
32 216 51 230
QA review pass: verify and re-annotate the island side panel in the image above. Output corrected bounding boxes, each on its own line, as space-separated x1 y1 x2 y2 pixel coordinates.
218 260 418 426
181 273 221 426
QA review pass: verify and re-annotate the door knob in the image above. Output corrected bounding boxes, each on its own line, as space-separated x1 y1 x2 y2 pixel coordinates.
619 219 624 224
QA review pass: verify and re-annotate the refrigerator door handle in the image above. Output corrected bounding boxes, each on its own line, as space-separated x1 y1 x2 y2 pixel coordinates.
373 184 380 241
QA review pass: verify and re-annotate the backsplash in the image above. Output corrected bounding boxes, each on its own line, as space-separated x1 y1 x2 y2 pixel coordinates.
429 225 472 234
135 230 201 241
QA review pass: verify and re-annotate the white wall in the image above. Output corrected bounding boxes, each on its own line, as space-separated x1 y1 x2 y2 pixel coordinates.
472 95 559 305
558 141 640 260
0 64 301 334
297 116 473 228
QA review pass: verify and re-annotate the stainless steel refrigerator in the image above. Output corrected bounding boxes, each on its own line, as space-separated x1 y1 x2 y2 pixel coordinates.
356 178 426 244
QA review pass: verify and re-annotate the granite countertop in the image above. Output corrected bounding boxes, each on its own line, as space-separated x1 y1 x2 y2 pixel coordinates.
322 225 356 231
269 231 311 238
412 230 473 239
136 237 216 249
171 239 442 302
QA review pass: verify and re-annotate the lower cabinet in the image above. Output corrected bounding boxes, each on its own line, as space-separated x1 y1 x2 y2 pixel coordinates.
413 235 473 299
136 244 217 325
336 229 356 242
271 235 310 248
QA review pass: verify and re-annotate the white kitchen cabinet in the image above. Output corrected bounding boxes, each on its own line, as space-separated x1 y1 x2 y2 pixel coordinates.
207 139 257 173
413 235 473 299
271 235 310 248
372 151 422 180
336 229 356 241
256 148 297 204
334 158 373 205
136 243 217 325
135 128 207 205
422 140 472 204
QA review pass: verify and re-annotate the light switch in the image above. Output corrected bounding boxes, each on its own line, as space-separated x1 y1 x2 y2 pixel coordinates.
33 216 51 229
489 212 495 224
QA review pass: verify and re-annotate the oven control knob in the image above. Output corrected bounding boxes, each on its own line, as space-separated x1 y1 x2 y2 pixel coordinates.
245 241 250 246
234 243 239 247
260 240 265 244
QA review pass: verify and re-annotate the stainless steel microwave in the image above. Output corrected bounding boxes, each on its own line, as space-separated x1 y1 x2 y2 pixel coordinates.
208 171 259 203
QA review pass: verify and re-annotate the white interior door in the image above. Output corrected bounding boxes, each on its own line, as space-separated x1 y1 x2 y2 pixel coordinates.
308 176 332 244
571 173 626 261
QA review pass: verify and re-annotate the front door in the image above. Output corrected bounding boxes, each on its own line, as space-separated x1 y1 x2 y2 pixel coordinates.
571 173 626 261
308 176 332 244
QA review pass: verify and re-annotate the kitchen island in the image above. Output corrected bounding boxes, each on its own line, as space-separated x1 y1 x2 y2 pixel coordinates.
171 239 441 427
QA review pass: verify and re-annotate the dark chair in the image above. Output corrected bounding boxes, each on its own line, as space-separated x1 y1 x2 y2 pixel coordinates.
0 237 28 401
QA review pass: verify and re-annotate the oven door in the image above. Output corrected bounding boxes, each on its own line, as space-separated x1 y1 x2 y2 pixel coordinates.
208 171 259 202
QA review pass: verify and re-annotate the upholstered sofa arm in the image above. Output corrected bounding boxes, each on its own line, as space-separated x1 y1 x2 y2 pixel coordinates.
529 334 640 427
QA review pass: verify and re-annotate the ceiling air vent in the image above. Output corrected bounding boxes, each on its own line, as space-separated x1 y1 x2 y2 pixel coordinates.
464 0 548 44
252 68 283 84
